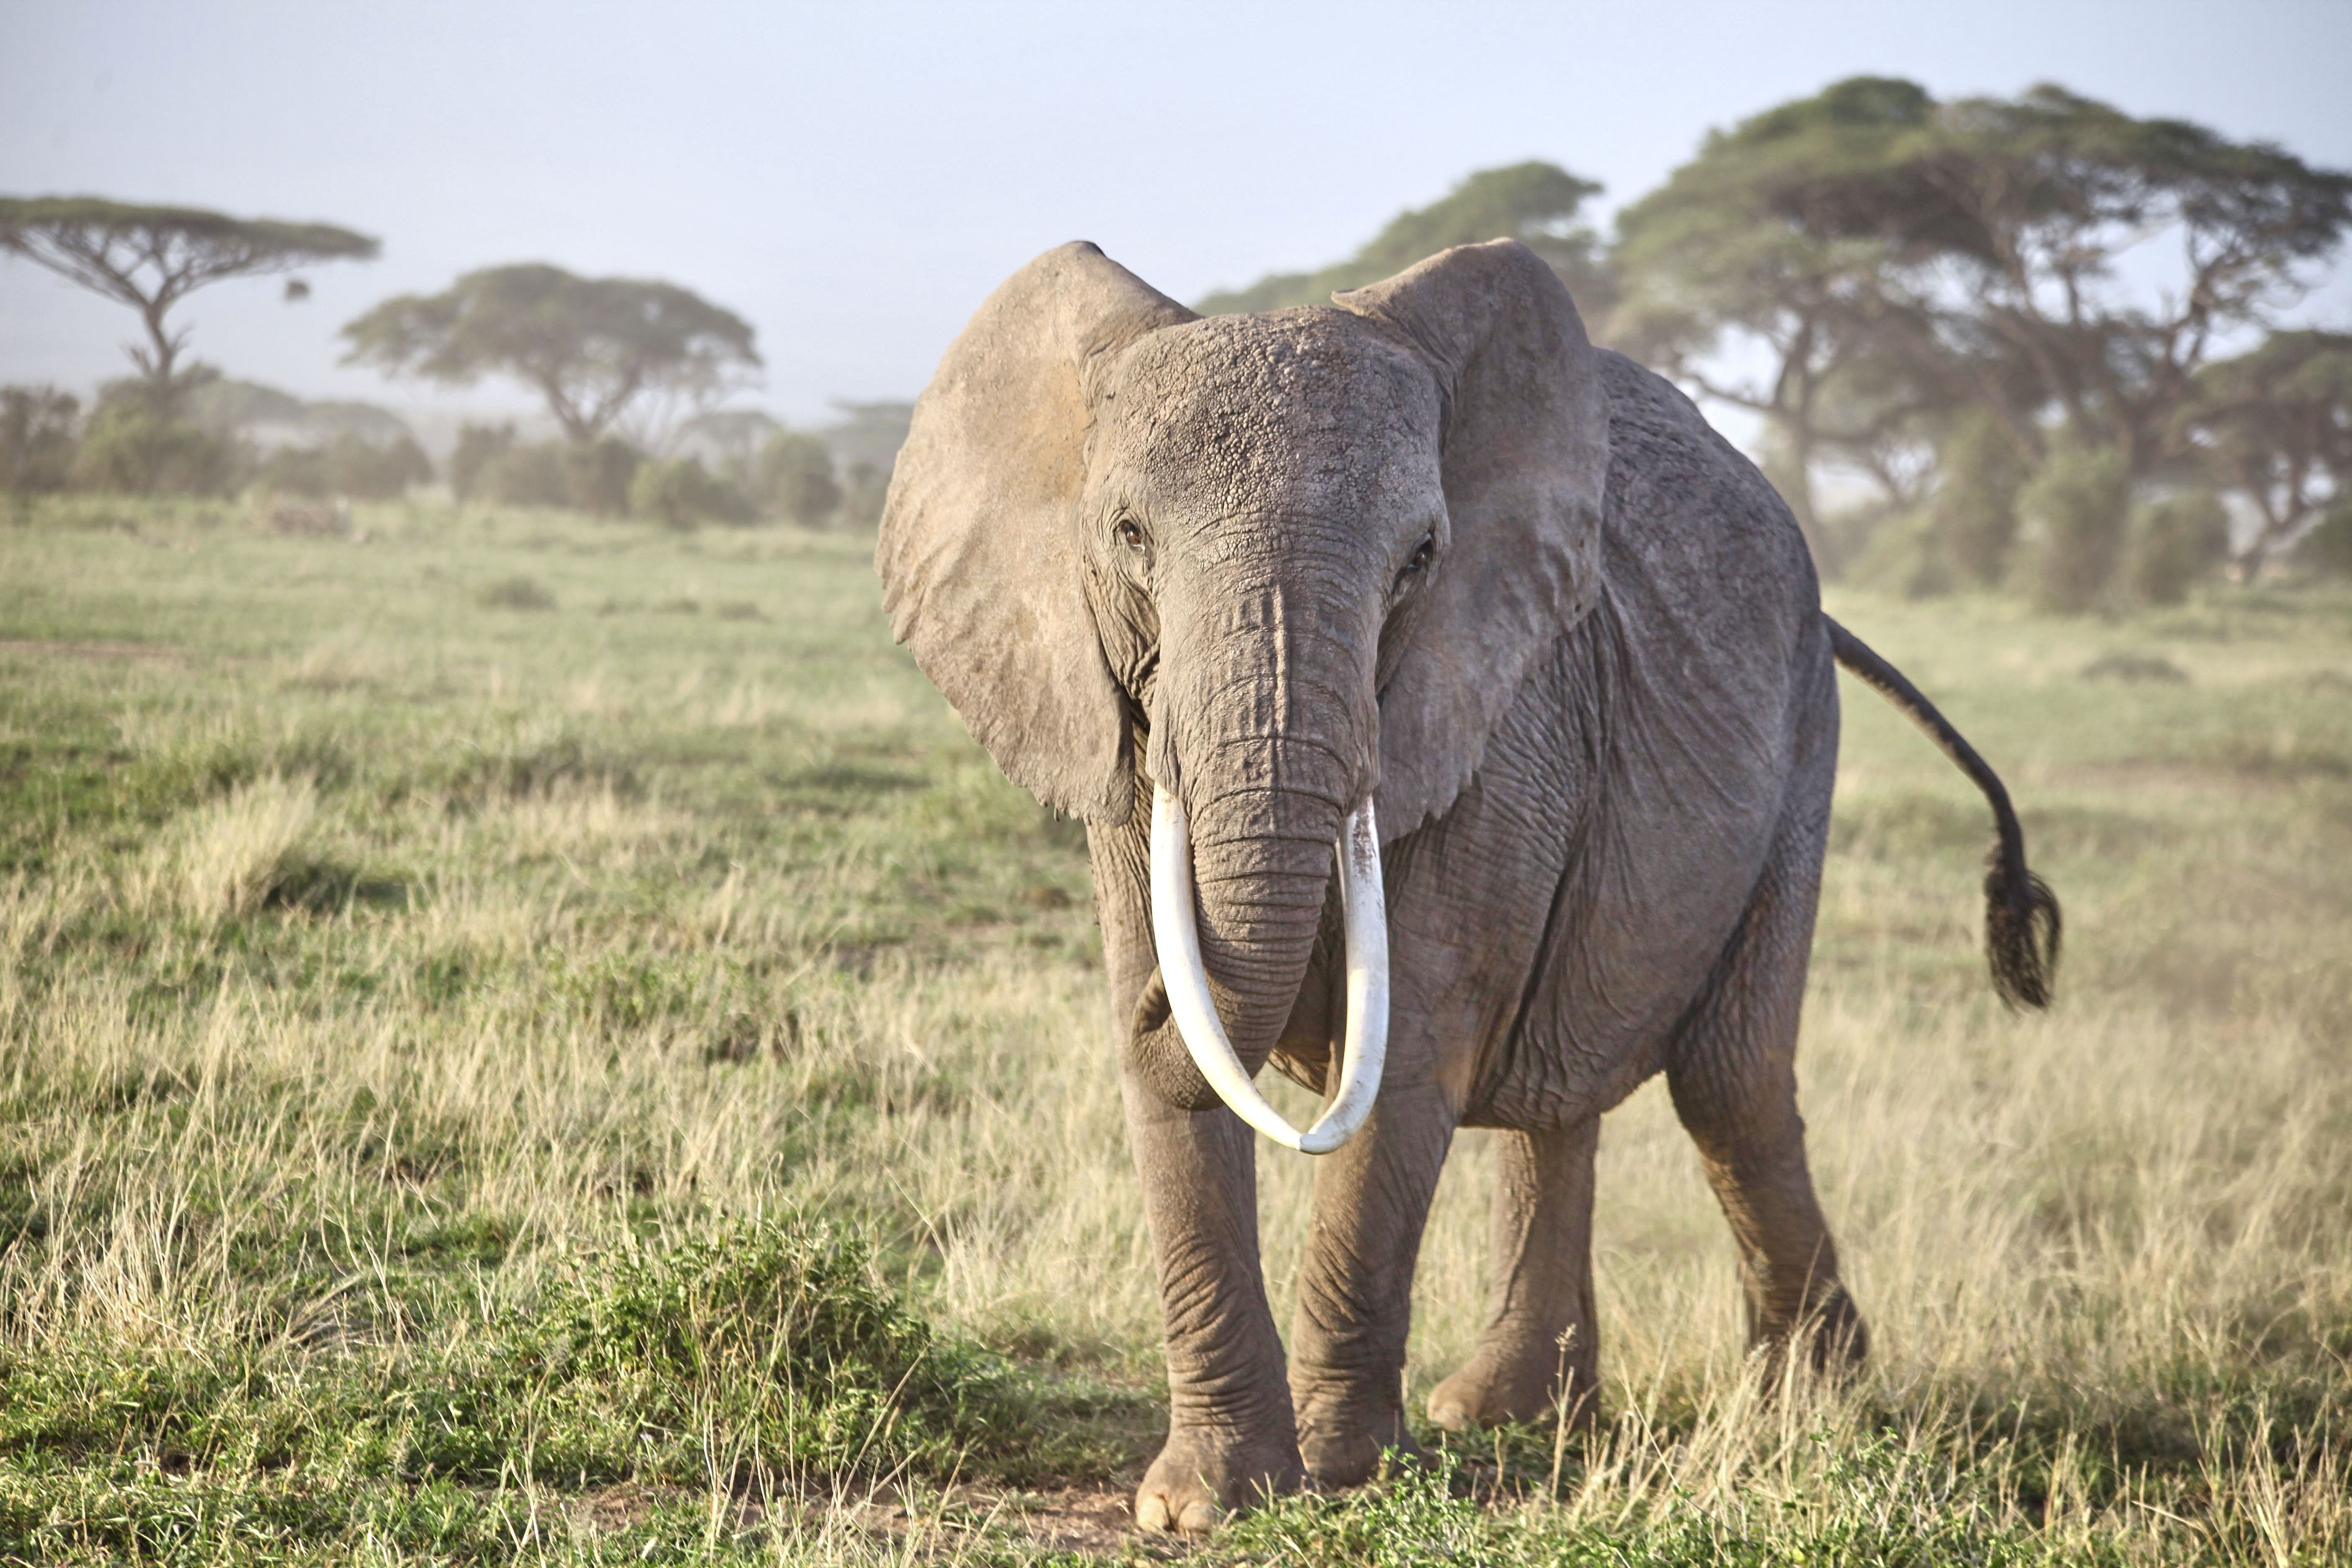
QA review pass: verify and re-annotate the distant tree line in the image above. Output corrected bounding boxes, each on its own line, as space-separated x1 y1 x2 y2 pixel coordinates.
0 368 900 532
1202 79 2352 601
11 77 2350 587
438 402 903 529
0 374 434 504
0 200 899 528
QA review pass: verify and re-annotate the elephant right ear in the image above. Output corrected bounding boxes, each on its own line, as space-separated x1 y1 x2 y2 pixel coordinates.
878 242 1195 823
1333 240 1609 838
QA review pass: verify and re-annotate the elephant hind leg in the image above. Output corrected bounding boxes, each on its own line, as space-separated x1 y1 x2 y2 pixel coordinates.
1665 811 1867 1375
1426 1117 1602 1434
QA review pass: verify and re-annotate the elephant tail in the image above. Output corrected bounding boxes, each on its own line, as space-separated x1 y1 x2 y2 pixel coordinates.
1826 615 2061 1010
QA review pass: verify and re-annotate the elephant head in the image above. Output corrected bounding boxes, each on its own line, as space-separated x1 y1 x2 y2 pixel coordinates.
878 238 1608 1150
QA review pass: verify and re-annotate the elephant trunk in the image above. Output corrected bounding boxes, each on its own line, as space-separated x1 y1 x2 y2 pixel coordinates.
1181 734 1354 1048
1149 573 1388 1153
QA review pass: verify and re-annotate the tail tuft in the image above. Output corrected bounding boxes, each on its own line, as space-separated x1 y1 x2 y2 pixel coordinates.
1983 854 2061 1011
1832 615 2061 1014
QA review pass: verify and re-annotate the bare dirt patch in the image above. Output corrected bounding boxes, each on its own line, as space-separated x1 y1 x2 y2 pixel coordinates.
986 1485 1178 1558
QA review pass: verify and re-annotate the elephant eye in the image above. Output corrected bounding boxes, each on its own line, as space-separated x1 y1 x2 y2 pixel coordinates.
1115 517 1148 556
1396 532 1435 588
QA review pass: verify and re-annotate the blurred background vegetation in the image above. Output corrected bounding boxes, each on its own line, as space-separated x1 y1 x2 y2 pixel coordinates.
0 208 908 536
8 75 2350 610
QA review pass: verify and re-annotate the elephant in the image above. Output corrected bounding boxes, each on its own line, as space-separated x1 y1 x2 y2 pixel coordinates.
876 238 2059 1533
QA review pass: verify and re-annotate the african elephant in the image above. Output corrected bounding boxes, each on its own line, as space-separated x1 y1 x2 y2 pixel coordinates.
876 238 2058 1533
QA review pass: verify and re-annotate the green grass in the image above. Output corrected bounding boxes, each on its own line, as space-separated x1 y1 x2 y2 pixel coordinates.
0 491 2348 1563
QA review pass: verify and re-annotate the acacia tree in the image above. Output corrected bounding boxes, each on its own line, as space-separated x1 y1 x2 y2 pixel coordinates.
341 264 760 445
756 430 841 526
1616 79 2352 581
1198 162 1614 323
2178 330 2352 573
1614 78 1945 555
1839 85 2352 480
0 197 378 397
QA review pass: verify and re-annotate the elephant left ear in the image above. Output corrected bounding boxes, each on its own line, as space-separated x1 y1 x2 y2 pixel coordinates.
1333 239 1610 839
877 242 1194 823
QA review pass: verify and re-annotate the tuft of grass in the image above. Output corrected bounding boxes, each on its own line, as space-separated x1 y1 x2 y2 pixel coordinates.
132 773 319 922
477 573 557 611
2081 650 2190 684
442 1215 1057 1484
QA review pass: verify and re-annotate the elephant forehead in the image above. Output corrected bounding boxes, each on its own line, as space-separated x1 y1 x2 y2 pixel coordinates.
1109 312 1441 521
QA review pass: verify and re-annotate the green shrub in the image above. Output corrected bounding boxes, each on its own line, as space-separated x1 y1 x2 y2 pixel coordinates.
254 445 332 499
1 384 80 496
475 575 555 611
434 1217 1029 1480
628 454 752 529
2013 438 2132 613
474 438 568 508
473 437 642 515
256 431 433 500
756 429 841 525
2125 490 2229 605
448 422 514 504
1932 409 2027 587
2303 504 2352 577
840 457 891 529
72 400 242 496
564 436 641 516
350 433 434 498
1844 509 1953 600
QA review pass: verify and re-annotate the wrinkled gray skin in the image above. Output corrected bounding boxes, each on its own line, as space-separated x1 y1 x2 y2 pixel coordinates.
880 240 1867 1533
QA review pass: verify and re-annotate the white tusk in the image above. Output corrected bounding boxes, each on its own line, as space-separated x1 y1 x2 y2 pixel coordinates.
1323 799 1392 1150
1148 784 1389 1155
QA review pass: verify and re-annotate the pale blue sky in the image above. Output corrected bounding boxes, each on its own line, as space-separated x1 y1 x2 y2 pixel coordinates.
4 0 2348 428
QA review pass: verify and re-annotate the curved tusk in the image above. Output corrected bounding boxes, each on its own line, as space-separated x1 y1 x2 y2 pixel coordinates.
1322 799 1391 1150
1149 785 1388 1155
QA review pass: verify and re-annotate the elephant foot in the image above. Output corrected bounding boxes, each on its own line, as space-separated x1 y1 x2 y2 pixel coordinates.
1296 1401 1425 1489
1427 1341 1597 1433
1133 1425 1304 1534
1754 1287 1870 1386
1805 1288 1870 1370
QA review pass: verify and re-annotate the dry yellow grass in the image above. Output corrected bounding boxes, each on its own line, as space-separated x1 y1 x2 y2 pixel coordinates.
0 493 2346 1563
130 773 319 922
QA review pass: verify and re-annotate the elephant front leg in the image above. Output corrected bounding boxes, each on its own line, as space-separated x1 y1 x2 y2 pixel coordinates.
1287 1081 1455 1487
1427 1117 1601 1433
1122 1068 1304 1533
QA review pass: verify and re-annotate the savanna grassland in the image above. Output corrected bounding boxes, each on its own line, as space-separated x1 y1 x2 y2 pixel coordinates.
1 493 2348 1565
